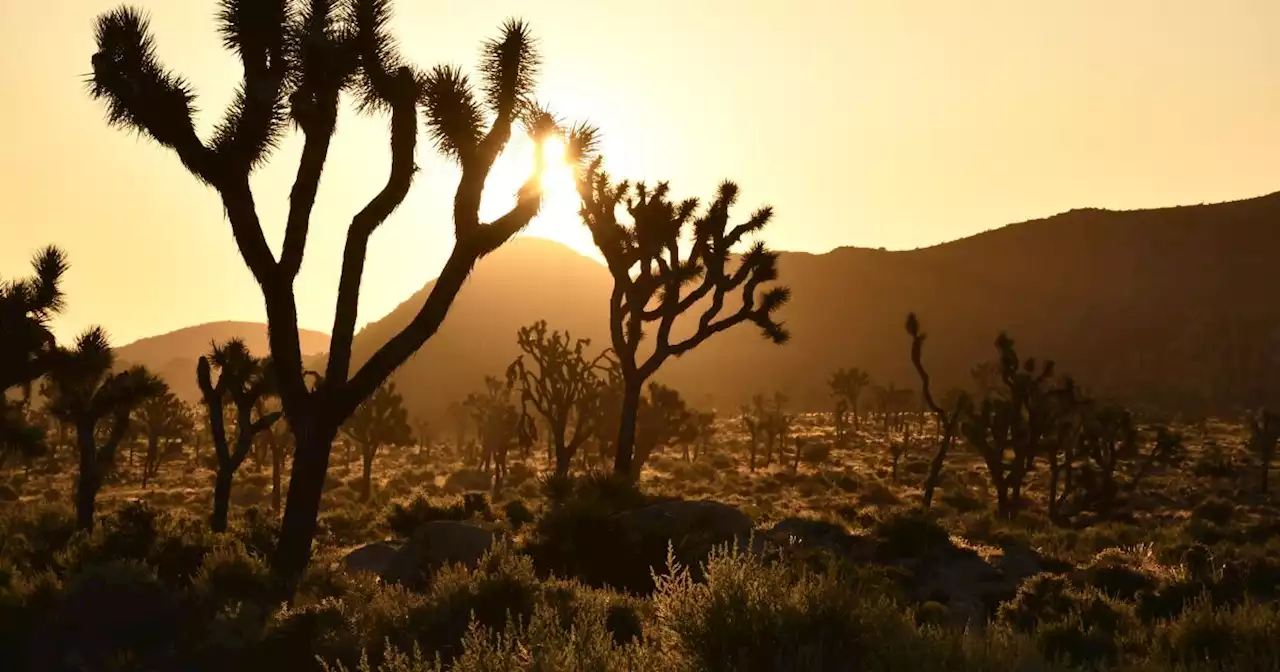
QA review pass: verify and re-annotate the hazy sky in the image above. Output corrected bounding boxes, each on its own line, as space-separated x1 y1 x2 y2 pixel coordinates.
4 0 1279 345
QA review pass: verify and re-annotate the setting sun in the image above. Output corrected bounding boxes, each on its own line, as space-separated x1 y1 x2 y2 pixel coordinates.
479 132 601 262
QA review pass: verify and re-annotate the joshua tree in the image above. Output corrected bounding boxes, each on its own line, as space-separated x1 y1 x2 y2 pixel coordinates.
341 381 413 502
464 376 531 492
135 388 194 488
445 401 471 462
828 367 870 435
1 246 70 461
44 328 164 529
960 333 1059 518
89 3 594 582
633 382 696 474
505 320 614 477
1250 410 1280 494
412 415 434 457
905 314 971 509
576 165 790 476
689 409 717 462
197 339 282 532
739 393 775 471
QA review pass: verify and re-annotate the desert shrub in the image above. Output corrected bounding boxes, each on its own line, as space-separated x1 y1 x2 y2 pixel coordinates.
234 506 282 560
444 468 492 493
708 452 736 470
0 503 78 572
872 508 954 559
0 567 62 672
998 572 1139 667
524 476 682 593
326 596 666 672
1192 497 1235 526
384 493 491 539
191 542 277 612
402 543 542 665
261 597 361 672
502 499 535 531
652 545 884 671
319 504 383 547
1154 597 1280 670
1077 549 1159 601
26 559 188 671
652 544 1049 671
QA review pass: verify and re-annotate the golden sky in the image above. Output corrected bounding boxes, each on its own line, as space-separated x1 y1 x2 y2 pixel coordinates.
3 0 1279 345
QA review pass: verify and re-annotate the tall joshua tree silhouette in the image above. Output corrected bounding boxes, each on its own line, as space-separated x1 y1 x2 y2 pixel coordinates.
44 328 165 529
1 246 70 460
197 339 281 532
576 160 790 475
88 2 594 583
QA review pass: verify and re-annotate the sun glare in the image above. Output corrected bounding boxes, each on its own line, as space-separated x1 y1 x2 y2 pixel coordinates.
478 133 601 262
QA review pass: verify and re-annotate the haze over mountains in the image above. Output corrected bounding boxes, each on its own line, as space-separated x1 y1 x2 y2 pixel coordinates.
115 322 331 403
122 192 1280 418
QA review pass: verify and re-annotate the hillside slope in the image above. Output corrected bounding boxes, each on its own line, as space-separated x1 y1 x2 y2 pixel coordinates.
116 321 331 403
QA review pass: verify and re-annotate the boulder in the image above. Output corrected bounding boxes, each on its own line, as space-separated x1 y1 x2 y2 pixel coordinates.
614 499 759 566
382 520 497 586
767 517 869 556
342 541 400 576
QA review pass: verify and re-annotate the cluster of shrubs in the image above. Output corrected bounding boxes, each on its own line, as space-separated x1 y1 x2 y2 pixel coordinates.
3 480 1280 671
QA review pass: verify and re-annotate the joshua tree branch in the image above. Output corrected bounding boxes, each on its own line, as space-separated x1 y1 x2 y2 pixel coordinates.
326 77 419 387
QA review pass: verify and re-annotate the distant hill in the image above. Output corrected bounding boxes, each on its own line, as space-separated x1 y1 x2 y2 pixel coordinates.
116 321 331 403
340 193 1280 421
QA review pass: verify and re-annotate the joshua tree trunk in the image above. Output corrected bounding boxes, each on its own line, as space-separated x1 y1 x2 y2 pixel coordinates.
211 467 235 533
274 425 336 586
360 442 377 503
613 380 643 476
554 436 571 478
271 443 283 512
76 469 99 531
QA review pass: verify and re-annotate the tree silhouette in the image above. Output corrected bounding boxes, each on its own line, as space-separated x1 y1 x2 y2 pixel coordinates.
505 320 614 477
633 382 696 474
1 246 70 461
464 376 531 493
134 388 194 488
905 313 971 509
88 2 595 582
341 381 412 502
828 367 870 434
1250 410 1280 494
197 339 281 532
44 327 164 529
960 333 1059 518
576 164 790 476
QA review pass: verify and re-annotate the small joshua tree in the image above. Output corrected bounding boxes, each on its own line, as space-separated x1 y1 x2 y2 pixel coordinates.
960 333 1059 518
506 320 614 477
1250 410 1280 494
633 382 696 474
342 381 413 502
135 388 194 488
412 415 434 457
689 409 717 462
89 2 592 582
577 164 790 476
905 313 971 509
465 376 532 493
44 327 164 529
198 339 282 532
828 367 870 435
1 246 70 462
